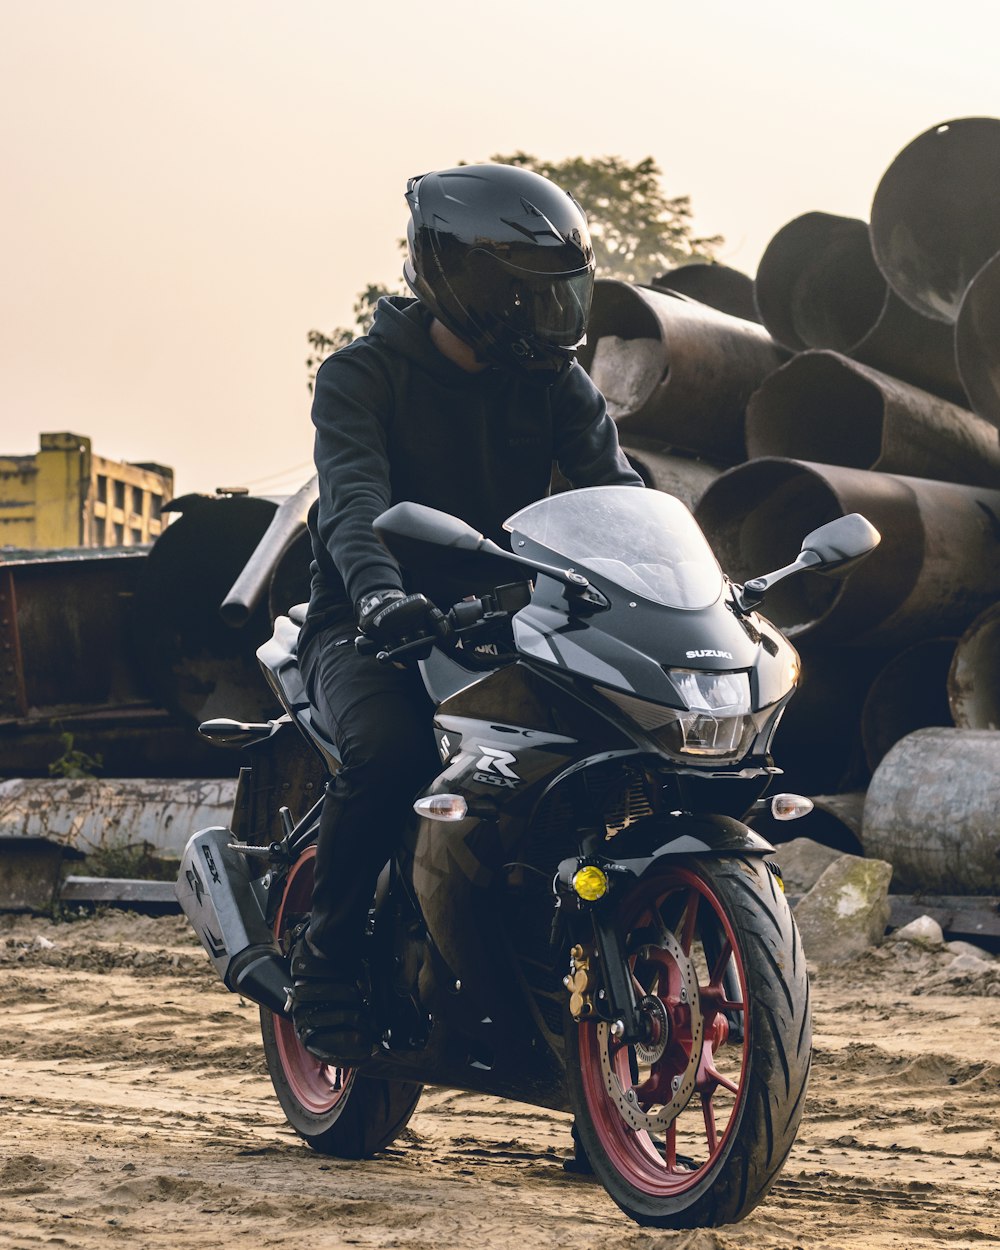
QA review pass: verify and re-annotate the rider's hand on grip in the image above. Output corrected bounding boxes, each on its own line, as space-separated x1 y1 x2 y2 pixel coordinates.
356 589 447 661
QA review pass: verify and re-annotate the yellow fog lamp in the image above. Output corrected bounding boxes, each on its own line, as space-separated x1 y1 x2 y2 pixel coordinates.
770 793 814 822
413 794 469 822
572 864 609 902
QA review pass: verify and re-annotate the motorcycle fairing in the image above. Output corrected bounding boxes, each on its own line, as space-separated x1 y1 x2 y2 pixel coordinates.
513 566 799 713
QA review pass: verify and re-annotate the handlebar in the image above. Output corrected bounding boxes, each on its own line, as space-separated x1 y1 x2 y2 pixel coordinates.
355 582 531 664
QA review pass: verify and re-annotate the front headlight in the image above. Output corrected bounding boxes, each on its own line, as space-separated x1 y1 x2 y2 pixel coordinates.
596 672 766 763
668 669 754 758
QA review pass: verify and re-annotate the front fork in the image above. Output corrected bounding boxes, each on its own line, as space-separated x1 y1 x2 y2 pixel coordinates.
554 856 649 1045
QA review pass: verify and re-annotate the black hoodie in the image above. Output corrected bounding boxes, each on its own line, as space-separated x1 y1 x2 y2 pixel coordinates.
303 296 642 641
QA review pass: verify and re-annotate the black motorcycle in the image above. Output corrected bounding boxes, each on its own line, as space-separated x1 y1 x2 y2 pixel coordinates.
176 484 879 1227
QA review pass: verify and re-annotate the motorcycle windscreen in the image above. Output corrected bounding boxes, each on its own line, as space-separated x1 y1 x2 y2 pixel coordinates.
506 485 724 610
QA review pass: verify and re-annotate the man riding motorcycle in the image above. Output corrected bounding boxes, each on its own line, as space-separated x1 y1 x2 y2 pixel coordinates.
291 161 643 1068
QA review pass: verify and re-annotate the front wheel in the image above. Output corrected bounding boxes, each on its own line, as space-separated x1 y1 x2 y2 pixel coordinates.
259 845 422 1157
565 855 810 1227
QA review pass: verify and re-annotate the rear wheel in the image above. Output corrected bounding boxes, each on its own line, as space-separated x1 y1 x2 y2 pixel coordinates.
566 855 810 1227
260 845 422 1157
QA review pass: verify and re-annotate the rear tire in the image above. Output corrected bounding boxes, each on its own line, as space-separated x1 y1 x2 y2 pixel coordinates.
566 855 810 1227
259 845 422 1157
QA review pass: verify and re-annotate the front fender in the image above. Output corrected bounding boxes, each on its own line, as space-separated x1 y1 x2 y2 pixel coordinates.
558 812 774 892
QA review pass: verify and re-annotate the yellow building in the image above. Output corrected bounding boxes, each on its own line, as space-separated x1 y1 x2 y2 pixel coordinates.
0 433 174 550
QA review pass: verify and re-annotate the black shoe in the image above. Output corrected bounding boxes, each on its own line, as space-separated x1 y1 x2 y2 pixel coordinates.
562 1121 595 1176
288 933 376 1066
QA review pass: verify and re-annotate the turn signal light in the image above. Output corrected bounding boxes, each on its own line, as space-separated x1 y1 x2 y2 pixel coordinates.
413 794 469 822
770 793 814 822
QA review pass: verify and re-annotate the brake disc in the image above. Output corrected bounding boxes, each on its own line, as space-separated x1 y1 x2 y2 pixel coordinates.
597 928 704 1133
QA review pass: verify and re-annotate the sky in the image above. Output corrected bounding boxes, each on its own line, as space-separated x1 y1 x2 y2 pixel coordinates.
3 0 999 496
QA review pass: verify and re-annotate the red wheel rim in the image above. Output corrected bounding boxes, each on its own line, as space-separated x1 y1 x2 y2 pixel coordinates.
578 866 749 1197
272 847 354 1113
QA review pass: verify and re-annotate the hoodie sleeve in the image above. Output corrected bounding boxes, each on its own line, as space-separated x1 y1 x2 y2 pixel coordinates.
550 362 645 488
310 345 405 608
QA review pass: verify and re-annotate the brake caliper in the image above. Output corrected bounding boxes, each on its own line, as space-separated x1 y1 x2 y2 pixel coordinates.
563 942 598 1020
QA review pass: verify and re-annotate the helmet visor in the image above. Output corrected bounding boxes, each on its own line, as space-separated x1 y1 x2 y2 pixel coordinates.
464 249 594 348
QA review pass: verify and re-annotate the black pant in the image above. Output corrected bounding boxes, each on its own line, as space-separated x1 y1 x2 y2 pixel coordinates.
297 622 441 960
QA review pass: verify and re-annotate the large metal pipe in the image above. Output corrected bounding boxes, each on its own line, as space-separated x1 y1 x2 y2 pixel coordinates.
870 117 1000 321
863 728 1000 893
955 250 1000 431
132 494 282 725
744 351 1000 488
948 602 1000 729
577 280 785 463
860 638 956 772
618 440 722 511
768 643 889 795
753 212 965 402
221 475 318 627
695 457 1000 647
650 263 760 324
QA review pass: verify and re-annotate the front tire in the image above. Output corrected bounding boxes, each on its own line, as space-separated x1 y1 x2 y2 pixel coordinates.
565 855 810 1227
259 845 422 1157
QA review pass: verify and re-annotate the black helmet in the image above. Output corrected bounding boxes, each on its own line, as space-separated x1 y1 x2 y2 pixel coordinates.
404 163 595 379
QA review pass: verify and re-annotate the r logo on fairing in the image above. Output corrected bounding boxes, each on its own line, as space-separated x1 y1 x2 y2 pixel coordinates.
472 745 520 788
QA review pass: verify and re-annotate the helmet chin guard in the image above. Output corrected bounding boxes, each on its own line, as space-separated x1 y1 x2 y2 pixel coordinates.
404 164 595 380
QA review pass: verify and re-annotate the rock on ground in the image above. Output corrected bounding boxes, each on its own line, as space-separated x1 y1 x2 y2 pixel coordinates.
793 854 893 963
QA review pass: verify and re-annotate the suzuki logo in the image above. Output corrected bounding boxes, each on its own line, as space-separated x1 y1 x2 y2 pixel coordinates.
685 649 733 660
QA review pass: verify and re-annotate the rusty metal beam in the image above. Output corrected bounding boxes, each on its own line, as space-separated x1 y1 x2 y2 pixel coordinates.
0 548 147 720
0 567 28 719
745 350 1000 487
0 838 67 912
220 475 318 627
0 776 237 859
131 494 281 724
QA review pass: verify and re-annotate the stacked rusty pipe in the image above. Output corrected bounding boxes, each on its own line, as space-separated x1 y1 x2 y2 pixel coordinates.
577 280 785 465
870 117 1000 432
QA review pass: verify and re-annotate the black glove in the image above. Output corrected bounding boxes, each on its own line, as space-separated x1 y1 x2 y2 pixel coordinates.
356 589 446 652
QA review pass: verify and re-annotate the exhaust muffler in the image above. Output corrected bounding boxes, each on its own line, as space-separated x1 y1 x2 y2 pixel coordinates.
175 826 290 1016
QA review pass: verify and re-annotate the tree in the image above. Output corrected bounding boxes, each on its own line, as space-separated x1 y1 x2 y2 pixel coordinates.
491 152 722 284
306 154 722 389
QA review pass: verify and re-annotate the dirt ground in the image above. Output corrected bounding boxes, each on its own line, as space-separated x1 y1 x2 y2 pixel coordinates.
1 911 999 1250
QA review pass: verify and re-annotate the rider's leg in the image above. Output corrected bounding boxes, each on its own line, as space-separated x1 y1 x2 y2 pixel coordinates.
290 623 439 1061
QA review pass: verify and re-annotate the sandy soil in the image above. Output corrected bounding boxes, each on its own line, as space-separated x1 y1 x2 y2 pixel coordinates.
1 911 999 1250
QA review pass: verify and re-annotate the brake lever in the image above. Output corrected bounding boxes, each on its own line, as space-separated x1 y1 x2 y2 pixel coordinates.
355 632 441 665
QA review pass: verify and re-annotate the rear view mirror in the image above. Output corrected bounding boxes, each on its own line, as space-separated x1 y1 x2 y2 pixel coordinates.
374 501 487 559
799 513 881 572
739 512 881 611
